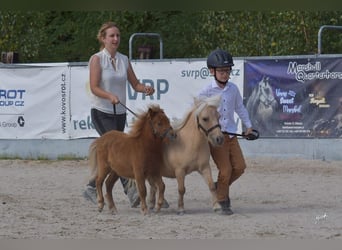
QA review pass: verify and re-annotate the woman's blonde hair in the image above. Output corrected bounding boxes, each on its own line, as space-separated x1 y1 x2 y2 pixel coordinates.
97 22 120 50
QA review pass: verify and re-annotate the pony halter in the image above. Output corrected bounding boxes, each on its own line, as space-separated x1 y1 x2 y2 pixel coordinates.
196 116 221 136
149 119 173 139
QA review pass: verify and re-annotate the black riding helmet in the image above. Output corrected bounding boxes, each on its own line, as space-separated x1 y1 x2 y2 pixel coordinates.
207 48 234 69
207 49 234 85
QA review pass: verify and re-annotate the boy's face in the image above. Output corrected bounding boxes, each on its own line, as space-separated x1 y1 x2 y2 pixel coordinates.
210 67 231 83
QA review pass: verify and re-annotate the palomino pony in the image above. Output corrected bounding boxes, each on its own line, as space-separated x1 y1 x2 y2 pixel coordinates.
150 95 224 214
88 104 175 215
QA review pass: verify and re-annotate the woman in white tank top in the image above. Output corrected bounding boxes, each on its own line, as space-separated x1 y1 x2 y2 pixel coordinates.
83 21 167 209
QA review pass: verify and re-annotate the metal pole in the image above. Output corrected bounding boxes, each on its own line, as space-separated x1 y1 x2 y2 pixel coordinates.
318 25 342 54
129 33 163 60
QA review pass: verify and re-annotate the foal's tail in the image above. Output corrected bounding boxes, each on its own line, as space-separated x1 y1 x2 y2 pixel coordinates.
88 140 98 182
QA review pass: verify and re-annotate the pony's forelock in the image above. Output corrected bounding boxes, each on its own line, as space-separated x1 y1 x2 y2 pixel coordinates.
173 95 221 130
194 95 221 117
130 104 163 136
203 94 221 108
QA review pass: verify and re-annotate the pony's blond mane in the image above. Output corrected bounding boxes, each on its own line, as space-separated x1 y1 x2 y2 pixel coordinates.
172 95 221 130
129 104 163 137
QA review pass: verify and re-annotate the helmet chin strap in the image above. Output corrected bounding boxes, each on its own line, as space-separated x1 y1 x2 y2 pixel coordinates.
214 69 228 85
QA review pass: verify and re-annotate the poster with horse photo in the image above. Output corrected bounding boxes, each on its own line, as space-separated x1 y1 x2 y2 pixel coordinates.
244 57 342 138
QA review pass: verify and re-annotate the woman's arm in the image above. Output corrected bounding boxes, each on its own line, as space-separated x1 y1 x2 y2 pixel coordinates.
127 61 155 96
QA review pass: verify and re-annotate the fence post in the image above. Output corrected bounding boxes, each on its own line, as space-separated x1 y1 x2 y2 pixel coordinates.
318 25 342 54
129 33 163 60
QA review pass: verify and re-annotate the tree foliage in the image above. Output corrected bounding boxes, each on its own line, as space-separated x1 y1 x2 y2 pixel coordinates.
0 11 341 63
0 11 46 61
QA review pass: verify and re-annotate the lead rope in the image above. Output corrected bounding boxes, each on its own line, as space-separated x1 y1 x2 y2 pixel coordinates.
118 101 138 117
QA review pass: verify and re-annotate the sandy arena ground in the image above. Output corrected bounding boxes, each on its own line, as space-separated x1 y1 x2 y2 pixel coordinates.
0 157 341 239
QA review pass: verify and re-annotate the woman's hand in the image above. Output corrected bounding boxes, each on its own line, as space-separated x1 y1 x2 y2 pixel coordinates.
109 94 120 104
144 85 155 96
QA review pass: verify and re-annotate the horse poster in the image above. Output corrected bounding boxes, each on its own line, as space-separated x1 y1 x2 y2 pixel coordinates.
244 58 342 138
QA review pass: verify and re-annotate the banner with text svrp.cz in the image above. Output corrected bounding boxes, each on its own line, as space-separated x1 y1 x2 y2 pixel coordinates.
0 66 70 139
244 58 342 138
69 59 244 138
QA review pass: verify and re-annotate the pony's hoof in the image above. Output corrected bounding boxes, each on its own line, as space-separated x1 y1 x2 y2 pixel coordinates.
109 208 118 215
148 202 156 210
177 210 185 216
141 208 149 216
98 203 104 212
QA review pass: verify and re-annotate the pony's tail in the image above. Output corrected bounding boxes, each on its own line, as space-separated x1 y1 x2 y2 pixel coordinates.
88 140 98 182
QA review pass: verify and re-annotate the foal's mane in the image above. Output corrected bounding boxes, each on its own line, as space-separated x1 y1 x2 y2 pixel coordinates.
172 95 221 131
129 104 163 137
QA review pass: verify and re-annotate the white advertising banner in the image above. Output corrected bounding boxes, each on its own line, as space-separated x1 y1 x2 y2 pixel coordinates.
1 60 244 139
69 59 244 138
69 66 98 138
0 66 70 139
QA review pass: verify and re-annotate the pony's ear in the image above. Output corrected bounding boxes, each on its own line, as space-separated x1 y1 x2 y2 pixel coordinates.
147 107 157 118
193 97 200 106
147 105 162 118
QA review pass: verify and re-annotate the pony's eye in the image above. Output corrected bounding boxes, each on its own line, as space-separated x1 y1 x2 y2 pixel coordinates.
203 117 209 122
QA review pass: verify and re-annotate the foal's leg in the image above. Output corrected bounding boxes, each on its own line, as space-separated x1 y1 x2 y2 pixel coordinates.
105 171 119 214
147 177 164 211
135 173 148 215
154 176 166 213
148 180 157 210
96 170 107 212
95 152 111 212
